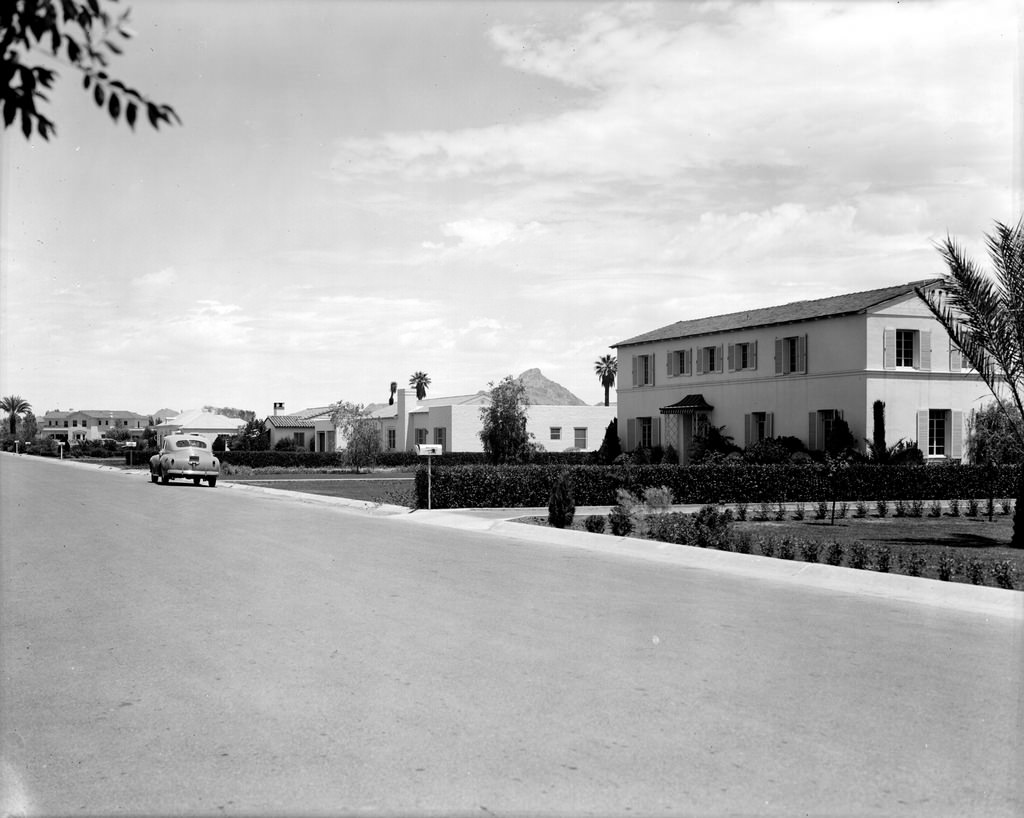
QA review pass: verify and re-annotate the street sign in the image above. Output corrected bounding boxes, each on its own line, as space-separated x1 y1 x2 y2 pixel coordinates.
416 444 443 456
124 441 137 448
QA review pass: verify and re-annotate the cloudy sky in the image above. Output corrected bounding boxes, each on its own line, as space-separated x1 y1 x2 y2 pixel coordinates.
2 0 1021 417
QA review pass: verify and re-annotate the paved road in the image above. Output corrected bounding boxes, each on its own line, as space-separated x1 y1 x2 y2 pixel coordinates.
2 454 1022 816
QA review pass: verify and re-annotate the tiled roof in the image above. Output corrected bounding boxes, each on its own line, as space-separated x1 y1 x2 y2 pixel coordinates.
265 415 316 429
614 279 942 348
291 406 334 420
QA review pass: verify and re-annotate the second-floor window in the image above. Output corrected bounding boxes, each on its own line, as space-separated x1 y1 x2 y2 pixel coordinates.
633 354 655 387
775 335 807 375
697 344 724 374
729 341 757 372
884 328 931 370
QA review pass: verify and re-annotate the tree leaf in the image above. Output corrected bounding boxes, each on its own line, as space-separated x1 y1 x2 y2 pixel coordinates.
83 73 91 90
126 101 137 129
3 99 17 128
147 102 159 128
66 37 81 64
93 84 104 107
20 107 31 139
108 93 120 121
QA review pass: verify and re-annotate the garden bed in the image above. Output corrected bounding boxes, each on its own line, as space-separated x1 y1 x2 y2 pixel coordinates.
519 507 1024 590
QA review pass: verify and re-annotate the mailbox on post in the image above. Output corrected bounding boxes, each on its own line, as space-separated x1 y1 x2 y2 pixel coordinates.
416 444 443 509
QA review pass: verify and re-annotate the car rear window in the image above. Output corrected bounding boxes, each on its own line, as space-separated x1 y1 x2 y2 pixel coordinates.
174 439 208 449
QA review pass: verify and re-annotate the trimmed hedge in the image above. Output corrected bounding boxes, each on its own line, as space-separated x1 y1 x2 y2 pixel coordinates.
220 449 602 470
413 462 1022 509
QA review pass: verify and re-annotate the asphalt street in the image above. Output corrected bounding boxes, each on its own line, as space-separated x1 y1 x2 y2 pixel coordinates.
1 453 1022 816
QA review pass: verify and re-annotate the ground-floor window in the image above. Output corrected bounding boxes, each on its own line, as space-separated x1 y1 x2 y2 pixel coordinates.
550 427 561 440
639 417 653 448
415 428 428 445
387 429 396 450
928 409 947 456
434 427 446 449
293 432 305 448
574 427 587 449
745 411 773 445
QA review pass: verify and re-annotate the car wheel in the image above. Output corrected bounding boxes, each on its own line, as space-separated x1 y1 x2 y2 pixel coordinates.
193 477 201 486
160 466 170 485
150 470 159 484
207 476 217 488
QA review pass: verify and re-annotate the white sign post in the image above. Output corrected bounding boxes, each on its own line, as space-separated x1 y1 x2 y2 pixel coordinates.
415 444 443 509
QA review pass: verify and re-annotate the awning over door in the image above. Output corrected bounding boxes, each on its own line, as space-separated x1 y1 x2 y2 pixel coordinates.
660 394 714 414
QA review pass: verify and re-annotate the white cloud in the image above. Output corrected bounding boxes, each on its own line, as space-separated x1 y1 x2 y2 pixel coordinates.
132 267 177 288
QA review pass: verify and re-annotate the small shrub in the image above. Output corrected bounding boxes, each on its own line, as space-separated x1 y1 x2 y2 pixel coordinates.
643 485 674 513
646 513 691 545
732 531 753 554
691 504 734 549
991 560 1017 590
964 498 980 518
814 501 828 520
735 501 749 521
875 499 889 518
837 501 849 519
928 500 943 518
849 541 870 570
908 498 924 518
755 501 772 522
547 471 576 529
948 498 961 517
964 558 985 585
759 536 777 557
774 502 786 522
1000 498 1013 515
899 550 927 577
609 505 634 537
777 537 796 560
799 538 820 562
792 502 806 521
854 500 868 519
874 545 892 573
937 551 957 582
584 515 606 534
893 499 907 518
824 540 844 566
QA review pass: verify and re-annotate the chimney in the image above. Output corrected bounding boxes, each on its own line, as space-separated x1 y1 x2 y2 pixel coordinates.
273 402 284 416
396 389 413 451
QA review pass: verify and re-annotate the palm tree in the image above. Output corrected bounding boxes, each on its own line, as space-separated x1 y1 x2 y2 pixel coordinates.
1 395 31 436
409 371 431 401
917 217 1024 547
594 354 618 406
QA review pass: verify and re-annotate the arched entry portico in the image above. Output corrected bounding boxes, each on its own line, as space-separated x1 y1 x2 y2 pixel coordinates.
660 394 713 464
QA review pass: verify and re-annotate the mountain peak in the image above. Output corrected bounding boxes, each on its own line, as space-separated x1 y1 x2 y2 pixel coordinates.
515 369 586 406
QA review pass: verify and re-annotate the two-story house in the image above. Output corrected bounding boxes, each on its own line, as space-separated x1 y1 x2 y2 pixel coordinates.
613 280 993 464
38 409 150 442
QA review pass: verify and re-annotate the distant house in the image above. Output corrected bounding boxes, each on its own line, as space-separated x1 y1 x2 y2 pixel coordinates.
153 409 245 445
376 389 615 454
613 279 992 464
264 406 336 451
38 409 149 443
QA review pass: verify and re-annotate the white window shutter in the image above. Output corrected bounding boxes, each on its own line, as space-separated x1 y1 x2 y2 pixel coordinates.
653 418 661 447
949 345 962 372
650 353 655 386
797 335 807 373
717 344 725 373
808 412 818 450
728 344 735 372
883 328 896 369
766 412 774 437
917 410 929 450
626 418 637 451
696 348 704 375
775 338 784 375
744 414 752 446
951 410 964 460
631 356 638 387
919 330 931 370
667 352 673 377
751 341 758 370
684 349 691 376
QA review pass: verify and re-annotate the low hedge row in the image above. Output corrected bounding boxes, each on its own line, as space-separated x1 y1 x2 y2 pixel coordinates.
413 463 1023 509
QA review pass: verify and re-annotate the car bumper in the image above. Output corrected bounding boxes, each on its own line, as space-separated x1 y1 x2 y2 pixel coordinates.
166 468 219 478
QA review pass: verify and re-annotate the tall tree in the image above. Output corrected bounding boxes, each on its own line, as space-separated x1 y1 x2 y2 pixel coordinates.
330 400 381 473
409 371 431 401
478 375 531 464
1 395 31 435
917 217 1024 547
2 0 180 140
594 354 617 406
